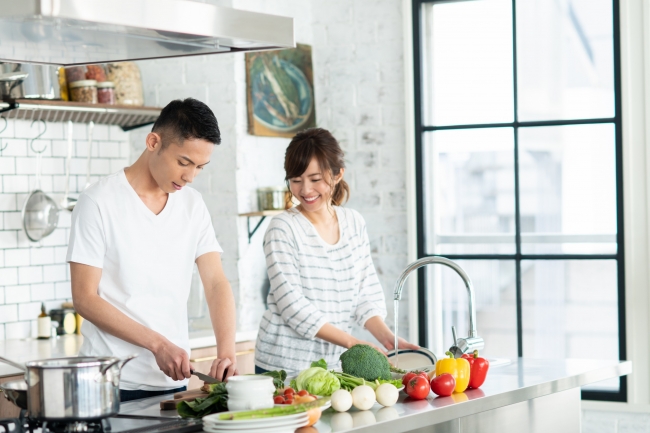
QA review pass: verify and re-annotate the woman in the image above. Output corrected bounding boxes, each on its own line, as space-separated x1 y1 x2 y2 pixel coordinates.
254 128 418 374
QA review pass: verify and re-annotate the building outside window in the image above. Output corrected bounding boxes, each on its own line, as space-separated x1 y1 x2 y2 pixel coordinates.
413 0 624 401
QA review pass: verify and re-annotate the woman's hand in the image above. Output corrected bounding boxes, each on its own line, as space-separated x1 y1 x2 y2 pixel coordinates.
363 316 420 352
382 336 420 352
349 338 387 355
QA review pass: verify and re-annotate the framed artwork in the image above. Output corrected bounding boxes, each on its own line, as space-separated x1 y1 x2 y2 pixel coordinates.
246 43 316 138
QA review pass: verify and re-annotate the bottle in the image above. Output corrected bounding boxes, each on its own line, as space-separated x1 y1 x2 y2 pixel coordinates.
37 303 51 340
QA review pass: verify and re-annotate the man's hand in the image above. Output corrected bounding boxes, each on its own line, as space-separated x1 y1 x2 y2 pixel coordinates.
209 357 238 382
152 338 191 381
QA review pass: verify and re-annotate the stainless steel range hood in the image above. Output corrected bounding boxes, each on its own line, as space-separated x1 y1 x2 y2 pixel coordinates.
0 0 295 65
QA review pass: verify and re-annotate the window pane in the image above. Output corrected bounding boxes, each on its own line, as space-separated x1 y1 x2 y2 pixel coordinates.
522 260 620 392
422 0 514 126
426 260 517 359
516 0 615 121
425 129 515 255
519 124 617 254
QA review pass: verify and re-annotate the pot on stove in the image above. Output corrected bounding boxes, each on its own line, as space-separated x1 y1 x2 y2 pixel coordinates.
0 355 136 420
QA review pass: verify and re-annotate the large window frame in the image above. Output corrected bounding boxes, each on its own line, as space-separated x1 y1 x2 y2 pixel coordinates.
411 0 627 402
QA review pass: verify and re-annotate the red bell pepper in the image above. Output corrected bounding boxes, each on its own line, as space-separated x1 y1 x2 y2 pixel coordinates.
461 350 489 389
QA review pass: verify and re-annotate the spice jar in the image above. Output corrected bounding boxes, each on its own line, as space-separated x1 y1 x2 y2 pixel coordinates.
86 64 107 82
97 81 116 105
69 80 98 103
106 62 144 106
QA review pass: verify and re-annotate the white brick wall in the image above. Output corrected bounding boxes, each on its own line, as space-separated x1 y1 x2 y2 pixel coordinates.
0 120 130 339
129 0 410 339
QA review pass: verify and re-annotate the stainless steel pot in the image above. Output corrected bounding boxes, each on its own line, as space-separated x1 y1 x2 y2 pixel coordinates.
21 64 62 99
0 355 136 420
0 63 27 99
0 380 27 410
257 186 290 211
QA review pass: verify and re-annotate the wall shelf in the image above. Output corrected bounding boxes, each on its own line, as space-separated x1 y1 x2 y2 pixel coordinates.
239 210 283 243
0 99 162 131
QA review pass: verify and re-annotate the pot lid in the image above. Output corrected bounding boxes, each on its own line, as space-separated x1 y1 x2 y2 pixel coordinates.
0 0 295 66
25 356 119 368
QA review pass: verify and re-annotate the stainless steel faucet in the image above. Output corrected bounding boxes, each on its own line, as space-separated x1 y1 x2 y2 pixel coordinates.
393 256 484 358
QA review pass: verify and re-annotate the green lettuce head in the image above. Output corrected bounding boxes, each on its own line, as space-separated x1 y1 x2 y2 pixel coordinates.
294 367 341 396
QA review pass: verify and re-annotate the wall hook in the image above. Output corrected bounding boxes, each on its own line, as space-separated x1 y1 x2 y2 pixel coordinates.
29 119 48 154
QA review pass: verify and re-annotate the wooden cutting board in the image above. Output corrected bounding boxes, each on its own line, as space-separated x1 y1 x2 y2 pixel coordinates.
160 389 208 410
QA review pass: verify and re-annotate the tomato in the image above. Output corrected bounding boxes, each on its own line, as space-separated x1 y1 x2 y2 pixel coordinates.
430 373 456 397
285 396 293 404
402 372 416 387
274 395 286 404
284 388 295 396
405 376 430 400
402 371 427 387
297 390 309 397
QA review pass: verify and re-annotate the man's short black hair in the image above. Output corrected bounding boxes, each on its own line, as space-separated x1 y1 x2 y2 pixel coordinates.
152 98 221 149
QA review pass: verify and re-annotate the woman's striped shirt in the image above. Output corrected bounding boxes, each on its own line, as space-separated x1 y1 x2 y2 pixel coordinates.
254 206 387 374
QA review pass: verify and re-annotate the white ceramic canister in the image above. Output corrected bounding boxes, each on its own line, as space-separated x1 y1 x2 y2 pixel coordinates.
225 375 275 411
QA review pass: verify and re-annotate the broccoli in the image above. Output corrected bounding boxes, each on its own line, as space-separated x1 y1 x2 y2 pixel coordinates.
339 344 392 381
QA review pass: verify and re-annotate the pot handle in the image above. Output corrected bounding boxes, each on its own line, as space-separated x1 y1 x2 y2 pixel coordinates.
0 72 28 81
100 354 138 375
0 356 26 372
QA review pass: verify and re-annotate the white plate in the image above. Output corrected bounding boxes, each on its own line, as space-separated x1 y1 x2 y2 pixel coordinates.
203 411 308 428
203 421 307 433
203 417 308 432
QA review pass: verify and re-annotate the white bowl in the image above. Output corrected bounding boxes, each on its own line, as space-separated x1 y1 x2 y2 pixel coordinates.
225 375 275 411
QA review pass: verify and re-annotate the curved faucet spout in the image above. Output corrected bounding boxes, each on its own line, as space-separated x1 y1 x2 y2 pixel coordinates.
393 256 479 340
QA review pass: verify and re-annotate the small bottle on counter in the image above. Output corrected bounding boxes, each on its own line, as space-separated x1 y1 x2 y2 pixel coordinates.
37 303 51 340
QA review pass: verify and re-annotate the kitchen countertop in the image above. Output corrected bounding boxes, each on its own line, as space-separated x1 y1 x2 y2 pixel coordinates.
119 358 631 433
0 330 258 378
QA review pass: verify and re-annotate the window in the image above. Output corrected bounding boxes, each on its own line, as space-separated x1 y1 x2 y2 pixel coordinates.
413 0 625 401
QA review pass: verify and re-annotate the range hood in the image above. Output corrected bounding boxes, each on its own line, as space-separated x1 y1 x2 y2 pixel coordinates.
0 0 295 65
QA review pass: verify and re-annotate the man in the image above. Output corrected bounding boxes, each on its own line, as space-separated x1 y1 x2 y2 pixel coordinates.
68 98 237 402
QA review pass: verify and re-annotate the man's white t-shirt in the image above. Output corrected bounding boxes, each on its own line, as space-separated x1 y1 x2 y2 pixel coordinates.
66 170 222 391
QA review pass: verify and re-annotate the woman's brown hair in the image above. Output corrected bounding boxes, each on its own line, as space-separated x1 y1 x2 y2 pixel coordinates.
284 128 350 206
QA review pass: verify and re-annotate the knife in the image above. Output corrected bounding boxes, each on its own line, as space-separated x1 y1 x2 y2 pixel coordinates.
190 369 219 384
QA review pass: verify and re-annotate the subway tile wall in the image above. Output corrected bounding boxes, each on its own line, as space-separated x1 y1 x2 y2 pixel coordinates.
0 120 130 340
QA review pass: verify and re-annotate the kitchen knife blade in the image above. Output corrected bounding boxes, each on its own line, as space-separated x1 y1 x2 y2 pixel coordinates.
190 369 219 384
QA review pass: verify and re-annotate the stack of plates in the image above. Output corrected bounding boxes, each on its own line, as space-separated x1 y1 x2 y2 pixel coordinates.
202 411 309 433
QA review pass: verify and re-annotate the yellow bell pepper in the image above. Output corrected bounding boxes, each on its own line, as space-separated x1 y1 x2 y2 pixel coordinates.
436 351 471 393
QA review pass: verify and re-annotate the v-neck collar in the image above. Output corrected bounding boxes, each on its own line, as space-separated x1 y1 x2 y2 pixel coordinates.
120 169 174 221
293 206 344 248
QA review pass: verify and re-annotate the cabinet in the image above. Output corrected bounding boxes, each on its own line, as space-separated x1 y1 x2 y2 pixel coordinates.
188 341 255 389
0 374 22 418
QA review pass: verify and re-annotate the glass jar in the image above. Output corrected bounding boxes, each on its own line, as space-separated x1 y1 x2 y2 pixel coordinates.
57 67 69 101
97 81 116 105
106 62 144 106
85 64 107 82
69 80 98 103
64 66 87 83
